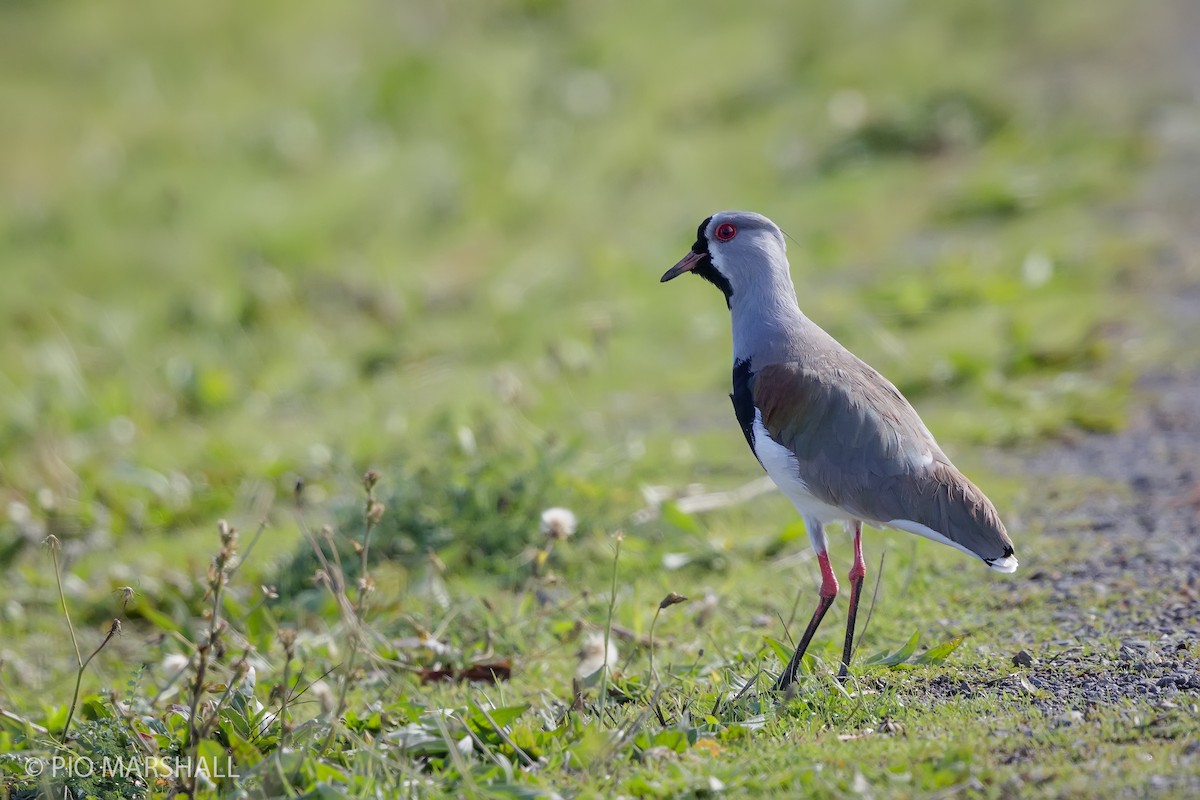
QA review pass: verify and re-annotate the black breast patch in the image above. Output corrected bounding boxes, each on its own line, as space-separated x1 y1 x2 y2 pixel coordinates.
730 357 760 465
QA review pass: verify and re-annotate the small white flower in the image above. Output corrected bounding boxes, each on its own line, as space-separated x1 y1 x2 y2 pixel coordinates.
157 653 191 696
1022 250 1054 288
540 507 577 541
827 88 868 130
161 653 190 676
310 680 336 715
456 426 477 455
576 632 618 679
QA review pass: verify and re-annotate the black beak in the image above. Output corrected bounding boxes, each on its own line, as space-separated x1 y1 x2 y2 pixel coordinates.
660 250 705 282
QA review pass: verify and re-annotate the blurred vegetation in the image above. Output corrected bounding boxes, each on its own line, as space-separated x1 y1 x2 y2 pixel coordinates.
0 0 1194 796
0 0 1166 553
274 417 601 597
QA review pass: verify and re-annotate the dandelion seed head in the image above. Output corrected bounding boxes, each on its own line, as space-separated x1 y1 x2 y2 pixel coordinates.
540 507 577 541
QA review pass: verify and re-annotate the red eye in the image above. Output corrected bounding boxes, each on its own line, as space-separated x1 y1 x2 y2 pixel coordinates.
714 222 737 241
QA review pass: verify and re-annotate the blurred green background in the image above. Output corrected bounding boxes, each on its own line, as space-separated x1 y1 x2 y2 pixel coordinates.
1 0 1172 546
5 0 1200 795
0 0 1191 708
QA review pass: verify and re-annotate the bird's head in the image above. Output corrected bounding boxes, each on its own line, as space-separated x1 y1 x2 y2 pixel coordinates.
660 211 790 308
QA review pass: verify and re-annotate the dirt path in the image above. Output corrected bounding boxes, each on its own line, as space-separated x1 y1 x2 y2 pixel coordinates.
989 371 1200 705
922 1 1200 773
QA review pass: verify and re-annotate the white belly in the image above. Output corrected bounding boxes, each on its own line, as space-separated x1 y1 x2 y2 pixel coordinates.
752 411 851 526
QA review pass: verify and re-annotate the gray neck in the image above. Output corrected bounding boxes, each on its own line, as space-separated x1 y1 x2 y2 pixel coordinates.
728 259 810 365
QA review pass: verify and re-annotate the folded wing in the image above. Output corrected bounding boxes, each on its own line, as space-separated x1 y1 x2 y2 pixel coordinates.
751 358 1015 568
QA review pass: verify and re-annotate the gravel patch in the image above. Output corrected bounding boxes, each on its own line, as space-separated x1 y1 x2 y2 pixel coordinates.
990 372 1200 713
916 0 1200 717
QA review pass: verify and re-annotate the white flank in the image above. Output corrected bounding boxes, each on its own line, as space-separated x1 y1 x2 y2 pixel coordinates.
752 411 848 526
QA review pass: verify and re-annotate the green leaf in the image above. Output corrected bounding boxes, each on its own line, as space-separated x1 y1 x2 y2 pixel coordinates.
386 699 426 725
41 705 68 734
914 635 965 664
765 637 793 667
311 760 350 785
764 637 814 676
81 695 111 720
661 501 701 534
477 703 530 729
299 781 350 799
225 727 265 768
650 729 690 753
135 604 184 634
390 724 450 757
220 713 251 742
196 739 235 784
866 631 921 667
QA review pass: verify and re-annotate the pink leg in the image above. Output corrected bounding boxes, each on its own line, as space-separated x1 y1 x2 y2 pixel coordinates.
838 520 866 678
775 548 840 690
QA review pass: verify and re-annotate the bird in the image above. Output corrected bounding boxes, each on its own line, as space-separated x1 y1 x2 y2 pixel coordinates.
661 210 1017 690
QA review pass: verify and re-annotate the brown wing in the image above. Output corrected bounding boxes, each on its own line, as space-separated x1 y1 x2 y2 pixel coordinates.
752 359 1014 564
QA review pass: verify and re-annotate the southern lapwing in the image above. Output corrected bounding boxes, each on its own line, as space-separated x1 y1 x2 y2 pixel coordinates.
661 210 1018 690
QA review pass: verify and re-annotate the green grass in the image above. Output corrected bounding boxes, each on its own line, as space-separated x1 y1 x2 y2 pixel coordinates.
1 0 1195 797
